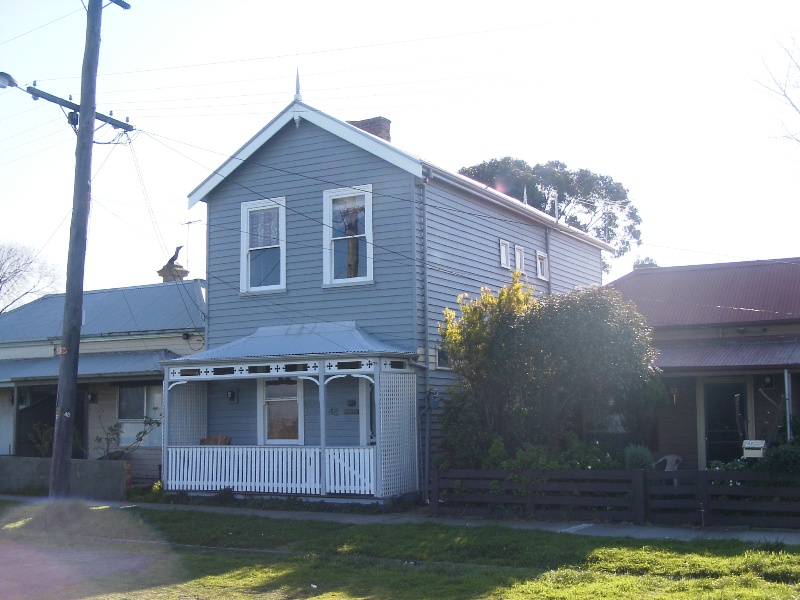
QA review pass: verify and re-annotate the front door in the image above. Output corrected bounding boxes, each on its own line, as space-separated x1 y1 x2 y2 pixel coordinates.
705 381 747 463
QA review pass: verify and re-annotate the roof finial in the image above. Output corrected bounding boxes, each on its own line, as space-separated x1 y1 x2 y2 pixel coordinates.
523 184 528 205
293 68 303 128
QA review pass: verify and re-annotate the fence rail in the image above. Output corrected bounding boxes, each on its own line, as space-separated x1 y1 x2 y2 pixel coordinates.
430 467 800 528
166 445 375 496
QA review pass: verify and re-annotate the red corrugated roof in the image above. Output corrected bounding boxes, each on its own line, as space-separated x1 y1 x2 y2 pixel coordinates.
609 258 800 327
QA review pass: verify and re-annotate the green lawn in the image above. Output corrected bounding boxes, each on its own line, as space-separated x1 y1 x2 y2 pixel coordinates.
1 499 800 599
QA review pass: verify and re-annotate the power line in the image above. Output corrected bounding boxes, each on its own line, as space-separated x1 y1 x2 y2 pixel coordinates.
0 8 84 47
41 19 574 82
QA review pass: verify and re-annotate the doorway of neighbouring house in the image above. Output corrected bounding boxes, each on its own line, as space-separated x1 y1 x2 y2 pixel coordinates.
705 381 748 463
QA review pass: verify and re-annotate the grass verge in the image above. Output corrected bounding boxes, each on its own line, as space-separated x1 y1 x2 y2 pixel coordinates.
2 500 800 598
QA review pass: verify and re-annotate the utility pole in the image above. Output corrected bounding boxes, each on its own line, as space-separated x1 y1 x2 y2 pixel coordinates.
50 0 131 498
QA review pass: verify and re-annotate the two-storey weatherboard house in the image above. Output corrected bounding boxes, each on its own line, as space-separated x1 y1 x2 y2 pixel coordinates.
161 95 613 500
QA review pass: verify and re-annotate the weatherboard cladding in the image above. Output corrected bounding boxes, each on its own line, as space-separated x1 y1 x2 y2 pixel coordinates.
548 230 604 294
611 258 800 327
0 280 206 343
204 119 417 350
0 350 176 382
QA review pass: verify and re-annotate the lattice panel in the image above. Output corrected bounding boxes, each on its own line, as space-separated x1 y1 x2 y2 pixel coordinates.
168 383 207 445
378 372 418 498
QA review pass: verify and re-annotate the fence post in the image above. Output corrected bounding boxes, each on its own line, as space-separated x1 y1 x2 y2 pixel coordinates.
632 469 646 524
430 466 439 515
525 469 535 517
697 470 709 528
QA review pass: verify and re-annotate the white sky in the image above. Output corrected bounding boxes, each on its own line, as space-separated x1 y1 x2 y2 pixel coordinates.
2 0 800 293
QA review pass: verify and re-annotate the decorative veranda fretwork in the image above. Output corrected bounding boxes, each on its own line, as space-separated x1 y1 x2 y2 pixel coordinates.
168 357 408 381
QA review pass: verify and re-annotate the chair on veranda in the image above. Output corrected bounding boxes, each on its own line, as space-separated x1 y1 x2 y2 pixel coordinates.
653 454 683 471
199 434 231 445
653 454 682 486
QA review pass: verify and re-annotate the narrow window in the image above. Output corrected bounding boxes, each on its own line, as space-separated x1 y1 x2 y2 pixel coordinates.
436 348 451 370
323 185 373 284
536 250 549 281
264 380 303 444
116 385 162 447
514 245 525 273
499 239 510 269
240 197 286 292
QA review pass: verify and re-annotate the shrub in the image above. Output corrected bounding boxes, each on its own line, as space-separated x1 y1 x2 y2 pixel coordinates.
623 444 654 470
499 436 622 472
756 445 800 478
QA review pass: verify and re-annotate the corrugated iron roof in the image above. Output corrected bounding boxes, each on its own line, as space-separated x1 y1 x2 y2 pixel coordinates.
0 350 176 383
170 321 413 363
0 280 206 343
655 339 800 370
609 258 800 327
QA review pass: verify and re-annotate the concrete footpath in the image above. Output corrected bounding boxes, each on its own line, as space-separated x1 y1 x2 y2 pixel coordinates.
2 494 800 546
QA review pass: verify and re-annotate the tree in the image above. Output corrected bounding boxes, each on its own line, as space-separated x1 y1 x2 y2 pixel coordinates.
763 38 800 144
439 274 662 467
0 242 60 314
459 158 642 264
633 256 659 269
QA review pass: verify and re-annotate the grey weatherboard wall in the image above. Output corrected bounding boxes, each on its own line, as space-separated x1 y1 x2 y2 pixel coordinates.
204 120 418 352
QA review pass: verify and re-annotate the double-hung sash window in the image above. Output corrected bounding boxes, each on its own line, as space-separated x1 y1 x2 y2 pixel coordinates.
323 185 373 285
241 197 286 292
259 379 303 444
536 250 550 281
514 245 525 273
499 239 511 269
117 385 162 447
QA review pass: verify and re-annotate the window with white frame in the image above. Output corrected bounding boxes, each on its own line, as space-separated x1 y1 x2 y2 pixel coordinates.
499 239 511 269
536 250 549 281
514 245 525 273
240 197 286 292
323 185 373 284
117 384 162 447
262 379 303 444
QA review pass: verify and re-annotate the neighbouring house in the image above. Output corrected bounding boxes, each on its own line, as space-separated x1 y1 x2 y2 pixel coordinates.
611 258 800 469
160 91 613 501
0 261 205 483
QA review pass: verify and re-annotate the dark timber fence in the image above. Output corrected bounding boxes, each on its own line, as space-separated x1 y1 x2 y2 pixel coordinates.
430 467 800 528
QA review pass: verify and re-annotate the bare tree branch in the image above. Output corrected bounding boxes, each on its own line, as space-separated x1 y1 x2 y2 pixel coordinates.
0 242 60 314
762 38 800 143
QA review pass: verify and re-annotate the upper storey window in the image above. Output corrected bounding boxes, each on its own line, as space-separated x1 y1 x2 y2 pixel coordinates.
323 185 373 285
241 197 286 292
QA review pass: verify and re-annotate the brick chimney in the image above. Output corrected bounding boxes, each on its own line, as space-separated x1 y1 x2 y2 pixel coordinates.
347 116 391 142
158 261 189 283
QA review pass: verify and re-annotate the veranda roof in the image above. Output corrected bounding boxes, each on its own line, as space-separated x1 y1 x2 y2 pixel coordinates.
0 350 177 384
655 338 800 371
169 321 414 364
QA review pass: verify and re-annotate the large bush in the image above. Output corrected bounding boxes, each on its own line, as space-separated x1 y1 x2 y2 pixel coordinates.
439 274 663 468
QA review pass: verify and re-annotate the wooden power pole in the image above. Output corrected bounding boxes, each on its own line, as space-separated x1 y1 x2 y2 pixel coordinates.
50 0 130 498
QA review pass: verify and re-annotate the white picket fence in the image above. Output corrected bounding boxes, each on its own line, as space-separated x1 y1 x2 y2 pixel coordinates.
166 445 375 495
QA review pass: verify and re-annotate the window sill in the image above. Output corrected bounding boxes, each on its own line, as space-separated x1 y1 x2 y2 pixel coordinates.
240 287 288 297
322 279 374 289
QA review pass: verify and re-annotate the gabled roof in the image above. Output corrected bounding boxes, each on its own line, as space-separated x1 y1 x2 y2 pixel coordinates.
0 279 206 344
188 101 423 207
610 258 800 328
187 100 613 252
170 321 413 363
